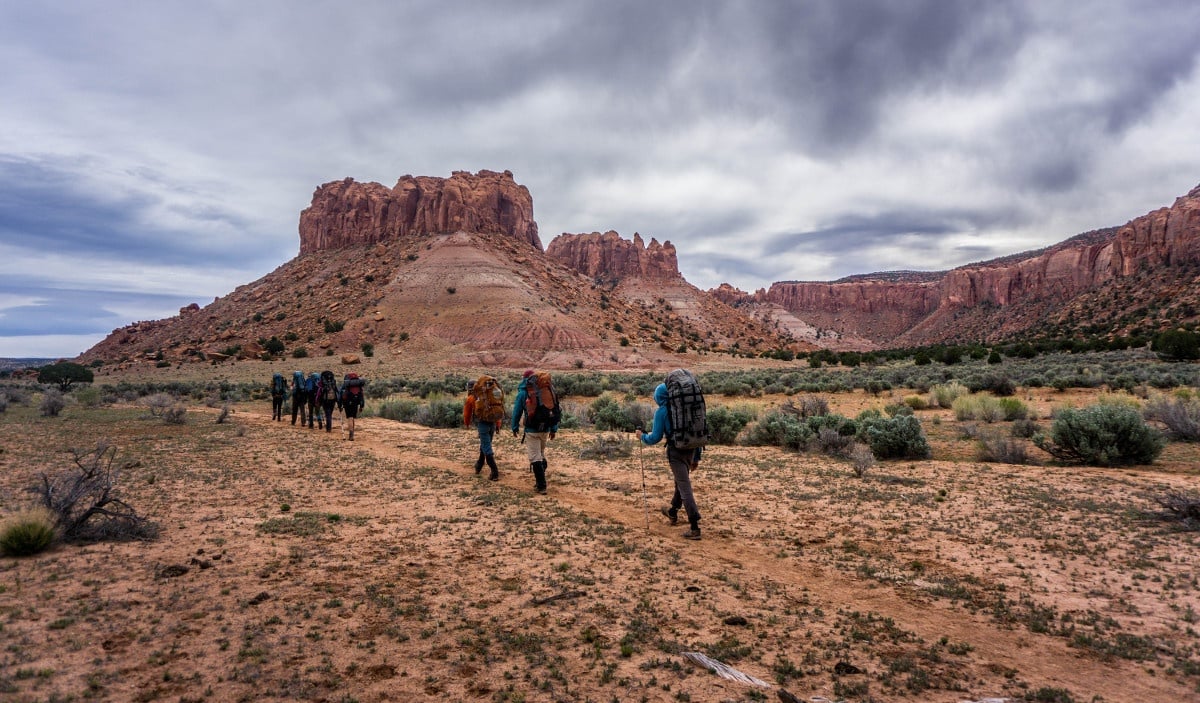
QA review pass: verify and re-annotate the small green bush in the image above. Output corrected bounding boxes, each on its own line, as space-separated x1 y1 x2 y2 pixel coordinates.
1034 404 1165 466
291 347 309 359
856 412 931 460
40 389 66 417
0 507 58 556
745 411 813 450
707 405 756 444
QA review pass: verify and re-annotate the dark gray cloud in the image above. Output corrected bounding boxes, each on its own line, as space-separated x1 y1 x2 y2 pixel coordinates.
0 0 1198 357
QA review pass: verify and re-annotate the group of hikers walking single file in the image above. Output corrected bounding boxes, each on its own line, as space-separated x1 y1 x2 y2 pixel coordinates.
269 364 707 540
269 370 366 440
466 367 707 540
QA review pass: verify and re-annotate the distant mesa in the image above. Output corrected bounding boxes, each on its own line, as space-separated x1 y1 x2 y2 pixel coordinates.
546 231 681 281
713 182 1200 346
299 169 540 254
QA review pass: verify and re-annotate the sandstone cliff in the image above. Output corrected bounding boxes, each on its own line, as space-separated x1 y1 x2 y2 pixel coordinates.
298 169 540 254
716 183 1200 348
545 231 681 280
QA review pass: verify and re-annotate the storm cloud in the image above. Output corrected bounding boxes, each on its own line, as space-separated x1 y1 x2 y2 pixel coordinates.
1 0 1198 357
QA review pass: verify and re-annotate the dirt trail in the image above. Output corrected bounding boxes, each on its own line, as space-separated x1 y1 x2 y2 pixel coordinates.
229 406 1191 702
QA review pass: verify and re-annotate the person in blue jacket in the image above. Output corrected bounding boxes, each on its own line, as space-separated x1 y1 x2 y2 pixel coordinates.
635 382 703 540
511 369 558 494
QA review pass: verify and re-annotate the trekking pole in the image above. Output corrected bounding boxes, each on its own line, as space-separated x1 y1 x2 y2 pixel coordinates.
637 434 649 533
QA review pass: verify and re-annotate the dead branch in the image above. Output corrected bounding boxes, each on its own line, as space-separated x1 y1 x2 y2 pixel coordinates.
35 442 156 541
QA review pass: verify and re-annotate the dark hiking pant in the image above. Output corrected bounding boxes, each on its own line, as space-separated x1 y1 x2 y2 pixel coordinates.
321 401 337 432
292 390 308 425
666 445 701 528
272 396 284 421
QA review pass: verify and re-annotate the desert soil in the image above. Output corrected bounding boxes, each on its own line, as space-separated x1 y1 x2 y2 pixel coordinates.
1 387 1198 702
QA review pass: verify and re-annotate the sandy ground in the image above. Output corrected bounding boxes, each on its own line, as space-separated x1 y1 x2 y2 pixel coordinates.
0 388 1198 702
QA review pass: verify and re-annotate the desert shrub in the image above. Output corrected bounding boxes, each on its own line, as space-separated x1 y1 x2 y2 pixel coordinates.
931 381 969 408
856 412 931 460
142 393 175 416
1033 404 1165 466
794 395 830 417
215 404 231 424
1142 392 1200 441
411 396 463 428
375 398 421 423
579 433 632 459
1011 418 1039 438
864 379 892 396
707 405 756 445
977 431 1032 464
745 411 813 450
162 404 188 425
953 395 1005 423
815 426 854 456
264 336 285 355
847 442 876 477
40 389 66 417
33 442 155 541
324 319 345 334
969 374 1016 397
589 394 652 432
0 393 7 413
361 343 374 358
291 347 309 358
74 386 104 408
997 397 1030 421
883 402 914 417
0 507 58 556
903 395 929 410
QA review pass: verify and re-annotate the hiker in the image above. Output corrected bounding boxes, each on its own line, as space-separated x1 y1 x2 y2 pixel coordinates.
636 370 707 541
511 369 560 494
270 372 288 421
290 370 309 426
464 375 505 480
306 372 322 429
316 370 339 434
339 372 366 440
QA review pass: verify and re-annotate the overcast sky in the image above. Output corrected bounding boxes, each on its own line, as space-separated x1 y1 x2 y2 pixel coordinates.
2 1 1199 358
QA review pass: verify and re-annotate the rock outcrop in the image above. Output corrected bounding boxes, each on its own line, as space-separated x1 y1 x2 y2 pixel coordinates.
546 231 681 281
715 183 1200 347
298 169 540 254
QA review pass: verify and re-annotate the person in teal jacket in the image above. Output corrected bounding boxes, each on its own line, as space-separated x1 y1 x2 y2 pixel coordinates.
636 382 703 540
511 370 559 494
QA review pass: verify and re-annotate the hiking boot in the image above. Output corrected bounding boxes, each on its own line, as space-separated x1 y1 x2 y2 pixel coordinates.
474 452 485 475
485 454 499 481
349 430 354 441
532 460 547 494
661 507 678 525
682 527 701 541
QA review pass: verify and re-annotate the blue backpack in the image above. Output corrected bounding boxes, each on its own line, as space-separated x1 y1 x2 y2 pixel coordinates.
306 373 320 395
272 373 286 398
292 371 305 396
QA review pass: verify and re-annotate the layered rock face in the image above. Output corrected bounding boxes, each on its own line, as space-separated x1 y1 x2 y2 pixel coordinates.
298 169 540 254
545 231 681 280
715 183 1200 346
938 184 1200 309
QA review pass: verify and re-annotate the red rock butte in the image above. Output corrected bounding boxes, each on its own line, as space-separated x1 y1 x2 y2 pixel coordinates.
545 231 681 280
298 169 540 254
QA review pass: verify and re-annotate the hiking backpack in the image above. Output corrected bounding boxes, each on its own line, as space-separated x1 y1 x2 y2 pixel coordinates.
522 371 561 432
341 374 365 408
471 375 506 423
306 373 320 395
272 372 285 398
665 369 708 450
320 370 338 403
292 370 305 395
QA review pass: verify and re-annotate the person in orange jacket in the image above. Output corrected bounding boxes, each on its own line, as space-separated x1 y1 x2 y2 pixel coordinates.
464 377 504 480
